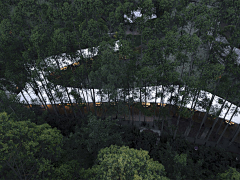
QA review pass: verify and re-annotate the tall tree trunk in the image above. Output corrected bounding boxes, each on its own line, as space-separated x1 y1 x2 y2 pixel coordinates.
154 85 158 124
54 57 77 118
203 81 234 145
65 87 77 118
183 88 201 137
194 93 216 143
28 79 51 113
37 68 59 116
173 85 191 140
183 66 205 137
194 78 221 143
20 91 33 111
228 124 240 147
41 59 69 117
86 76 98 117
215 103 233 136
157 85 166 132
128 84 131 124
75 87 84 118
215 102 240 147
144 82 147 123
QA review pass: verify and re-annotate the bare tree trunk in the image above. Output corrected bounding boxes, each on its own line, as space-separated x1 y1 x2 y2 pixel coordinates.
24 88 46 112
194 93 216 142
75 87 84 118
144 82 147 123
20 91 33 111
173 86 190 140
65 87 77 118
153 85 159 126
228 124 240 147
194 77 221 143
157 85 166 132
183 88 201 137
86 76 98 117
204 89 232 145
28 80 50 113
41 59 69 117
215 102 240 147
53 57 78 118
215 103 233 136
36 68 59 116
127 85 131 123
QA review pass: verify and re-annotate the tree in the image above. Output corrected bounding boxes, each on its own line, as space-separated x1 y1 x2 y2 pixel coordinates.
171 0 240 145
203 74 236 145
88 38 129 120
61 112 125 170
2 1 240 163
215 101 240 147
0 111 64 179
170 26 203 140
215 167 240 180
0 89 49 126
193 66 224 143
80 144 170 180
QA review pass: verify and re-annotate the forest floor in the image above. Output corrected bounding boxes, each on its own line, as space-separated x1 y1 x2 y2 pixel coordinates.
33 102 240 156
116 112 240 156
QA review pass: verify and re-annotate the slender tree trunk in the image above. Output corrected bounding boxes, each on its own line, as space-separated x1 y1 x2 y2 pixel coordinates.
75 87 84 118
194 93 216 142
39 68 60 115
41 59 69 117
215 103 233 136
87 76 98 117
166 85 176 133
139 77 142 124
24 88 44 110
204 82 233 145
37 68 59 116
72 21 89 118
65 87 77 118
173 85 191 140
107 90 111 120
20 91 33 111
127 84 131 123
28 79 51 113
183 66 205 137
228 124 240 147
204 98 228 142
144 82 147 123
35 11 73 117
194 78 221 143
184 88 201 137
154 85 158 124
82 87 90 114
121 88 125 121
157 85 166 132
215 102 240 147
53 57 78 118
100 89 104 119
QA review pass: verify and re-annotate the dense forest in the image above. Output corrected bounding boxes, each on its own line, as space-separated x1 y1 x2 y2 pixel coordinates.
0 0 240 179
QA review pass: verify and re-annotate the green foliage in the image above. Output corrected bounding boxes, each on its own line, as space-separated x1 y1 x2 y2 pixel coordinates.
81 144 170 180
0 111 64 179
79 113 125 153
51 159 81 180
0 90 38 123
137 130 159 152
178 107 194 119
216 167 240 180
1 0 240 179
61 112 125 170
